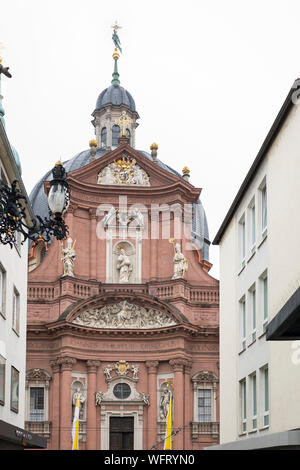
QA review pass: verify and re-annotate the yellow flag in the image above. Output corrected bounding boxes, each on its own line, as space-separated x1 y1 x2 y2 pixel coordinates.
72 397 80 450
164 393 172 450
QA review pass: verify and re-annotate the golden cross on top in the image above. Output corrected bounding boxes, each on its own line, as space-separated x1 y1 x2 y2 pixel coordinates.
116 111 132 136
111 21 121 31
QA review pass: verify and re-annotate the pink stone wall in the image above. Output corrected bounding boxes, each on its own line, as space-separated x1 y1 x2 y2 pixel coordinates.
26 144 219 450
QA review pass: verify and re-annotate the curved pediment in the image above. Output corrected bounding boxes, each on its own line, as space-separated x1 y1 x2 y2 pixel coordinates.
72 300 177 329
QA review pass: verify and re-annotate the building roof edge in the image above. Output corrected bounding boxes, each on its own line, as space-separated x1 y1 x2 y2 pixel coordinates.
212 80 299 245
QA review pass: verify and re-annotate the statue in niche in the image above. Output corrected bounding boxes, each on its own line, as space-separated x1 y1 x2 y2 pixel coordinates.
160 387 172 421
61 237 76 277
116 248 133 283
72 386 86 419
171 241 188 279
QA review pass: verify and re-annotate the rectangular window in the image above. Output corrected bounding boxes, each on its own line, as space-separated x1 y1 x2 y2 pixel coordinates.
0 355 5 405
248 201 256 254
263 366 269 426
250 287 256 342
261 184 267 237
240 298 246 351
0 266 6 318
10 366 19 413
30 387 45 422
240 379 247 433
198 389 211 422
239 217 246 267
263 276 268 333
12 288 20 335
251 373 257 430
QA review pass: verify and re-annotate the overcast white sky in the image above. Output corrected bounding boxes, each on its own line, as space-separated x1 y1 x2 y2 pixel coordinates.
0 0 299 279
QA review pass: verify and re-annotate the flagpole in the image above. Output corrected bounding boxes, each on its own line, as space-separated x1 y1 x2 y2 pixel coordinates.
72 397 80 450
164 381 173 450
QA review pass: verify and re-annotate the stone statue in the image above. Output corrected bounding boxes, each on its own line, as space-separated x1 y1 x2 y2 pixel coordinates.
131 364 139 379
72 387 86 419
117 248 133 283
160 388 171 421
104 364 113 380
97 165 115 185
61 237 76 277
139 392 150 406
95 391 104 406
172 242 188 279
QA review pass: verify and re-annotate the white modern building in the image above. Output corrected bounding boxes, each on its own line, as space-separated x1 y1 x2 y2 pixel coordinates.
0 67 46 449
210 79 300 450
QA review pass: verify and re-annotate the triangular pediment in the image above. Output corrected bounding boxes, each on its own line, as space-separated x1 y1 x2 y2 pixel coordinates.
66 144 193 190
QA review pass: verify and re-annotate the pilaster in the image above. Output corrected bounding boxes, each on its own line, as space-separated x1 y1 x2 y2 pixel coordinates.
146 360 159 449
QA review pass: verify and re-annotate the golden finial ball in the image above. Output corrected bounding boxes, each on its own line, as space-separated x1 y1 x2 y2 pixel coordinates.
89 139 98 148
182 166 190 175
112 48 120 60
150 142 158 150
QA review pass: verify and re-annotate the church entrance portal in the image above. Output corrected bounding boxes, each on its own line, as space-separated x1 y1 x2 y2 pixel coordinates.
109 417 134 450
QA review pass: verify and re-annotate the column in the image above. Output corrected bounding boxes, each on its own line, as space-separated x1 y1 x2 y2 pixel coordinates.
183 362 192 449
50 359 61 450
58 356 76 450
86 360 101 449
169 359 186 450
145 360 159 449
89 209 97 280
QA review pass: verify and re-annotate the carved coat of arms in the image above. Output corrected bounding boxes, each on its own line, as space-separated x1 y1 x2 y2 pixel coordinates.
97 156 150 186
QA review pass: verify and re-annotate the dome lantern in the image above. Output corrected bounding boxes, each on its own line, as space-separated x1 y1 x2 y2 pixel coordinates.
91 23 139 150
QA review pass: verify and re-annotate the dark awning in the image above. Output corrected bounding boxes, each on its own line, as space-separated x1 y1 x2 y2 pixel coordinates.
0 420 47 449
267 286 300 341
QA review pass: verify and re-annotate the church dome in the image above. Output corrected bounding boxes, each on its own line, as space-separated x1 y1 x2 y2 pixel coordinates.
95 84 136 113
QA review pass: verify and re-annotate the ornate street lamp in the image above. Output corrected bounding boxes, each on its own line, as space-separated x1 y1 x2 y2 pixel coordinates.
0 161 69 247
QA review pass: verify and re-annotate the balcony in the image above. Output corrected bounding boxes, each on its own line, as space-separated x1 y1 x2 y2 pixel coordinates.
191 421 219 441
25 421 51 439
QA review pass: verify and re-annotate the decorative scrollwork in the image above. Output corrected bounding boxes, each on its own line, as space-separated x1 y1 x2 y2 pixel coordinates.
0 180 68 247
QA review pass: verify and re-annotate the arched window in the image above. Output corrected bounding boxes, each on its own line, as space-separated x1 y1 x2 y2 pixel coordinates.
101 127 107 146
112 125 120 147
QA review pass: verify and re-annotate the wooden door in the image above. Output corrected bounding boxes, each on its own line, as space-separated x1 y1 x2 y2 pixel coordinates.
109 417 134 450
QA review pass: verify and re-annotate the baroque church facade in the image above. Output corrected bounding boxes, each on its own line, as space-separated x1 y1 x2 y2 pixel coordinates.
25 41 219 450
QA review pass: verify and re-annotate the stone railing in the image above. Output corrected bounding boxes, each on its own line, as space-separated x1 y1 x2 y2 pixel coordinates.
73 282 91 298
189 288 219 304
191 421 219 440
25 421 51 438
28 278 219 305
28 286 55 300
